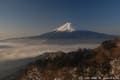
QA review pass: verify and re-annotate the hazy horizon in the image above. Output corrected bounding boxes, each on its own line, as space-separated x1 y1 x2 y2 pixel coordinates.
0 0 120 38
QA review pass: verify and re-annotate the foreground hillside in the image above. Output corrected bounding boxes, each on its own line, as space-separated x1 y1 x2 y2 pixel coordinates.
0 38 98 80
18 38 120 80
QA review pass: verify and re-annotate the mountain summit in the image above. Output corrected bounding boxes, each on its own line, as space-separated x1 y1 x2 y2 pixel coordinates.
55 22 75 32
23 22 118 44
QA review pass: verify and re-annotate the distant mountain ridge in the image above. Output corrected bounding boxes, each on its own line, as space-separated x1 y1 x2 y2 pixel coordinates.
28 22 117 41
6 22 118 44
34 30 116 39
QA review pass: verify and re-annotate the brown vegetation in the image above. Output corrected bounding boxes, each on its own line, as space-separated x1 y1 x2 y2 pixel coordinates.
18 38 120 80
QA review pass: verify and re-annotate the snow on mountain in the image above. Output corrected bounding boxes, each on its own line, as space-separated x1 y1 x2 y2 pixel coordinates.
8 22 118 44
54 22 75 32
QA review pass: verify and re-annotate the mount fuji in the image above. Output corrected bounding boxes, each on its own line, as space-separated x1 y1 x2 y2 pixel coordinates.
54 22 75 32
26 22 118 44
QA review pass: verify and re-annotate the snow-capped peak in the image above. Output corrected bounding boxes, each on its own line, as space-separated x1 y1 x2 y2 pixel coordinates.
55 22 75 32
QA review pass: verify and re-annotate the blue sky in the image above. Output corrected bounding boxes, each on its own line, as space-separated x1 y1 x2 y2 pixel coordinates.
0 0 120 37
